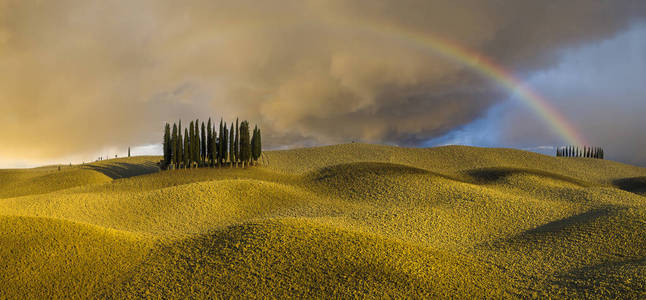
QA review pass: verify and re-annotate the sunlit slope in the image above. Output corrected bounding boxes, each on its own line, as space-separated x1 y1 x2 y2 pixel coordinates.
0 215 152 299
264 143 646 183
0 143 645 298
106 219 509 298
0 167 111 198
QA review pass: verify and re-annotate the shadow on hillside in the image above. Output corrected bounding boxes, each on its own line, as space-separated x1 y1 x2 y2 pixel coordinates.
521 207 612 236
309 162 431 182
483 207 616 249
82 162 160 179
466 167 589 186
613 177 646 196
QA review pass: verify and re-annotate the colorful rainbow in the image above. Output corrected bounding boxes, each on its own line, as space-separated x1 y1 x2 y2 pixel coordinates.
327 17 588 146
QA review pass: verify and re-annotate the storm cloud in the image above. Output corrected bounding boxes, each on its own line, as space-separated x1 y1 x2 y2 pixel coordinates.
1 0 645 166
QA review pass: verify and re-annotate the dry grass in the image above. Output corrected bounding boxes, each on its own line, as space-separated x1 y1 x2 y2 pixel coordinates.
0 143 644 298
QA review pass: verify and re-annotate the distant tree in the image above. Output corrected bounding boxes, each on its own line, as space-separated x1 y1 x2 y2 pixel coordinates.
128 147 131 158
234 118 239 167
239 120 251 167
201 121 206 165
230 122 235 167
163 123 171 168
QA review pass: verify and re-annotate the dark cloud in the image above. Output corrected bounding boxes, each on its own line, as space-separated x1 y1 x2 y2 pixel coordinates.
1 0 645 166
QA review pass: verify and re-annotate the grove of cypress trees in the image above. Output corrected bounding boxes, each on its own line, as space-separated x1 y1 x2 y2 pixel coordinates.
239 120 251 167
163 117 263 170
229 122 235 167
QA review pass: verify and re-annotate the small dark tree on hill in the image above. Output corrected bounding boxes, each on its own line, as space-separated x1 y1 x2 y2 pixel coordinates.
128 147 131 158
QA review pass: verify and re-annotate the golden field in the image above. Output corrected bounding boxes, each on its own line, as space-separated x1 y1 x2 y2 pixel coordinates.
0 144 644 298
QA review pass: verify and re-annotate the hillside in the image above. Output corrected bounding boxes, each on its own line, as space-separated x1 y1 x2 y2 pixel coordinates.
1 144 645 298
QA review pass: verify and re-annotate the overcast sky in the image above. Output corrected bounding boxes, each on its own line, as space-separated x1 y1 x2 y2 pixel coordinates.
1 0 645 167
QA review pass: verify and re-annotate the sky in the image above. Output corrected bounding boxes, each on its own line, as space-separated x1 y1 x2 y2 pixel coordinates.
1 0 645 168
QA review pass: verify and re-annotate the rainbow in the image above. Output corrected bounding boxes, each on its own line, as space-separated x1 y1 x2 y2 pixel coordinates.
327 17 588 146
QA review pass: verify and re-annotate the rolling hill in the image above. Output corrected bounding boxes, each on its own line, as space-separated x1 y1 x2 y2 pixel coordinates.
1 144 644 298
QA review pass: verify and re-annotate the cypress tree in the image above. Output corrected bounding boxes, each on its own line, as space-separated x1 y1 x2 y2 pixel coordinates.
218 119 223 166
175 120 184 168
257 126 262 165
194 119 200 166
128 147 131 158
163 123 171 168
230 122 235 167
223 123 229 166
211 123 217 167
239 120 251 167
177 123 183 168
251 125 261 165
251 126 257 164
201 121 206 165
189 121 195 167
207 118 212 166
184 128 189 168
171 123 178 169
234 118 239 167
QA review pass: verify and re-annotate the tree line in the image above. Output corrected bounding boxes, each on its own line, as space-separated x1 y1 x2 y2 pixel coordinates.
162 118 261 170
556 145 604 159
